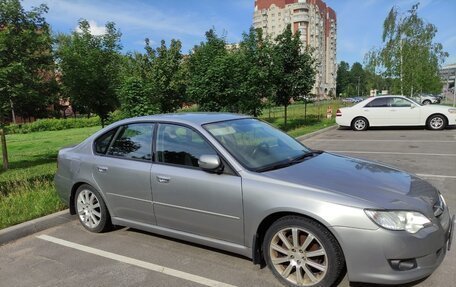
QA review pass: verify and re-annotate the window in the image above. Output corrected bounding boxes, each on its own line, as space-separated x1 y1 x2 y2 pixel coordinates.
391 98 412 107
107 123 153 161
94 128 117 155
205 119 309 171
365 98 390 108
156 124 217 168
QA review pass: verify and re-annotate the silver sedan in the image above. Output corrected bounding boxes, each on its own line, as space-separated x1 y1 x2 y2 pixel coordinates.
55 113 453 287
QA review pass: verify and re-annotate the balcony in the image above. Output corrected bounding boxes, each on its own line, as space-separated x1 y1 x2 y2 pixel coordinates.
293 14 309 22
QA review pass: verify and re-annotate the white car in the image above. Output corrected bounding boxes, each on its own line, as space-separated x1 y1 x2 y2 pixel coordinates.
336 95 456 131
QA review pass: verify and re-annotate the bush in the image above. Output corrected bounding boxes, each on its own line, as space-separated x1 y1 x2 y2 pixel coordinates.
4 117 101 134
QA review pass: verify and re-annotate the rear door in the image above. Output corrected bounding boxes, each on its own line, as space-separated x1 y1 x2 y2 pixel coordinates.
362 97 393 126
92 123 156 224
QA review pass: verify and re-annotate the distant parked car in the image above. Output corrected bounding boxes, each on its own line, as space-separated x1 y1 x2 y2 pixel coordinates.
353 96 364 103
56 113 453 287
336 95 456 131
413 94 440 105
342 97 355 103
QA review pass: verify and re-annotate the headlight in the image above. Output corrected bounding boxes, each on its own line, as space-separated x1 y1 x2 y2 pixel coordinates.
365 210 431 234
448 108 456 114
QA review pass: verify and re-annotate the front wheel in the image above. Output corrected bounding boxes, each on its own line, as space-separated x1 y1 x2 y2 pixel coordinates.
75 184 112 233
426 114 447 130
422 100 431 105
263 216 345 287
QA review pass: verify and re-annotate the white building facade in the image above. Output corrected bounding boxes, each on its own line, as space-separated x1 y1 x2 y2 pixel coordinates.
253 0 337 96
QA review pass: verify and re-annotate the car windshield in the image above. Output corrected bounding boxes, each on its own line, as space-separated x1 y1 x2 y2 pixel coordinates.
204 118 315 172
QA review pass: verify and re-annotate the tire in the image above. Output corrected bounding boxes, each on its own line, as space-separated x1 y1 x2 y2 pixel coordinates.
263 216 345 287
426 114 447 130
75 184 112 233
422 100 431 105
351 117 368 131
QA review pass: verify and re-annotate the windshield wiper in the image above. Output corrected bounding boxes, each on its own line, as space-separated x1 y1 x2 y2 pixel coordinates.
255 150 323 172
289 150 323 163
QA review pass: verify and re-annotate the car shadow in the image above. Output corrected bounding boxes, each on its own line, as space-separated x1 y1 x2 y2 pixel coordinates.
124 227 252 262
337 126 456 131
350 277 428 287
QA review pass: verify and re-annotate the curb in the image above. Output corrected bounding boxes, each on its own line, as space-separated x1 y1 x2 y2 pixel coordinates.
296 124 338 141
0 209 75 246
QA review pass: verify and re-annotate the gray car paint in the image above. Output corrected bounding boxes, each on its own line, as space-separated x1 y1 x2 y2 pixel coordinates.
55 113 452 285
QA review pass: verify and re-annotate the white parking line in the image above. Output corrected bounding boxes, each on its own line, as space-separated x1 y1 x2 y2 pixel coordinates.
328 151 456 157
416 174 456 179
37 235 238 287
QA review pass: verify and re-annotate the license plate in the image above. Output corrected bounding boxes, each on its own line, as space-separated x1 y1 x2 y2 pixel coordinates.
448 215 455 251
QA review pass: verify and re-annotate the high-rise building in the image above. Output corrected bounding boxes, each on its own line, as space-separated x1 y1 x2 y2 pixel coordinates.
253 0 337 96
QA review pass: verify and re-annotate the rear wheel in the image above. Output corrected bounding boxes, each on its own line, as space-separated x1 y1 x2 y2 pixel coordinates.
426 114 447 130
263 216 345 287
75 184 112 233
351 117 368 131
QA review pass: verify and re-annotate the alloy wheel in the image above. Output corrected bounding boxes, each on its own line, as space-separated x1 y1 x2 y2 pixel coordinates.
430 117 444 129
269 227 328 286
354 119 366 131
76 189 102 229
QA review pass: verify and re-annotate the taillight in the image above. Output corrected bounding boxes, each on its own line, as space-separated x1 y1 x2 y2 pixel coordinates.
336 109 342 117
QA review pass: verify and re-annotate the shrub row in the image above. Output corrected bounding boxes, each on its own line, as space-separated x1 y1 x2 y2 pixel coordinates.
4 117 101 134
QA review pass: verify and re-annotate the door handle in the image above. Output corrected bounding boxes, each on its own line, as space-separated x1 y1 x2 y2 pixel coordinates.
97 166 108 173
157 176 171 184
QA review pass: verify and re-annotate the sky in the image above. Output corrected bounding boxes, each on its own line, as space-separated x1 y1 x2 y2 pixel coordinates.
22 0 456 66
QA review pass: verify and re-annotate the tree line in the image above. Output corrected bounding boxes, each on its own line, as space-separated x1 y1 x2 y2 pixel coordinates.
339 3 447 98
0 0 316 128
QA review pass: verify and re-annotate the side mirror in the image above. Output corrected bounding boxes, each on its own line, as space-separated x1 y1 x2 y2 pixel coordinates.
411 104 416 109
198 155 222 173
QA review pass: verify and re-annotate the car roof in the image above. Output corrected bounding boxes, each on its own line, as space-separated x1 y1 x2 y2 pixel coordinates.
370 95 404 98
122 112 251 126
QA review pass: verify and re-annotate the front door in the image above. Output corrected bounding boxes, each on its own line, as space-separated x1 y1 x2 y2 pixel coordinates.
151 123 244 244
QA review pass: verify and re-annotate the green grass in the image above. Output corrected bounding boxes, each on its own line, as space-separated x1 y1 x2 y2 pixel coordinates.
0 180 65 229
0 100 342 229
0 126 101 229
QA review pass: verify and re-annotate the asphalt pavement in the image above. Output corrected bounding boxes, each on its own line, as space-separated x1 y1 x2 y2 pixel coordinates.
0 126 455 287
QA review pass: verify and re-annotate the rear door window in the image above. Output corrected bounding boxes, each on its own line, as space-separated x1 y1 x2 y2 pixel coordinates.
107 123 154 161
365 98 391 107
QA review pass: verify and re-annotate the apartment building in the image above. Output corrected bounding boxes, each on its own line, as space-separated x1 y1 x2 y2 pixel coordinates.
253 0 337 96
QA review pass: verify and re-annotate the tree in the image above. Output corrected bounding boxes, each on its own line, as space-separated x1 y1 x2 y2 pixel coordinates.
273 25 316 127
56 20 122 127
0 0 56 124
336 61 350 97
365 3 448 95
0 0 56 169
187 29 234 112
146 39 186 113
117 77 158 118
350 62 366 96
237 27 275 116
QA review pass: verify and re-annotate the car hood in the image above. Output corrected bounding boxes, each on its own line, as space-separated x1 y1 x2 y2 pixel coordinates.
420 104 452 112
263 152 438 214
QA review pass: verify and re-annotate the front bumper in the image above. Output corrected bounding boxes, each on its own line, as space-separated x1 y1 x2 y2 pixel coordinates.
331 208 453 285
